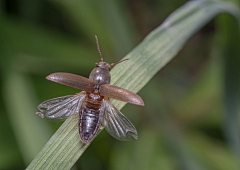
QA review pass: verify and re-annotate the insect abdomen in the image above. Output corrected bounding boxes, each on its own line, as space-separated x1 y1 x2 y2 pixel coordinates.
79 107 101 143
78 92 104 143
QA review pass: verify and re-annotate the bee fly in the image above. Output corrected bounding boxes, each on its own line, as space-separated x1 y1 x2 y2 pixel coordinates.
36 35 144 143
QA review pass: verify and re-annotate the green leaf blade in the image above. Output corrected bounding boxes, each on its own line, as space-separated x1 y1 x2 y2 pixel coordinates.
27 0 240 169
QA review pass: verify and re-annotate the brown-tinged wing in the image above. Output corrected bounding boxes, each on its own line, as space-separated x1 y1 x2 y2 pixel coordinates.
47 72 95 92
102 99 138 141
36 92 86 121
100 84 144 106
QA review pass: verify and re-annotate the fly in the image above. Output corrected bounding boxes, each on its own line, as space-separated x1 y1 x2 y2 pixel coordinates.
36 35 144 143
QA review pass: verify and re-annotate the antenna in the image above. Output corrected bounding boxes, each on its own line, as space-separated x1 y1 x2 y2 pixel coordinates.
95 35 103 62
110 59 129 67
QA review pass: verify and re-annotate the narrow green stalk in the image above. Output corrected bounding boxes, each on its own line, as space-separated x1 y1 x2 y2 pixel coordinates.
27 0 240 169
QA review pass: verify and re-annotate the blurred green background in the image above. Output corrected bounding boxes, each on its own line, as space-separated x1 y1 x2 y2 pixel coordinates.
1 0 240 170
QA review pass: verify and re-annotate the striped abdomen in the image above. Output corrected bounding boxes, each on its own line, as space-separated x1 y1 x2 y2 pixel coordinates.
78 92 104 143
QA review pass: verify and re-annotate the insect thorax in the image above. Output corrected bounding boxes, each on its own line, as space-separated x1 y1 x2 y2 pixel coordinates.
89 67 111 85
85 92 104 110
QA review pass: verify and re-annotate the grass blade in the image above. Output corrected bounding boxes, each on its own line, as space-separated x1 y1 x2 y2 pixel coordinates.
27 0 240 169
217 13 240 159
2 69 53 163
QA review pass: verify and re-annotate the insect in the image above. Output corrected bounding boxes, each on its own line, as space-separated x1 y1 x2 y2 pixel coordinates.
36 35 144 143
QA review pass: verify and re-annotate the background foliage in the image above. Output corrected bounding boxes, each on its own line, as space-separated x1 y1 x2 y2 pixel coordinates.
0 0 240 170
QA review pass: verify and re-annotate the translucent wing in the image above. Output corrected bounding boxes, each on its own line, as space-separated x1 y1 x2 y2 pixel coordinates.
36 91 86 121
102 99 138 141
